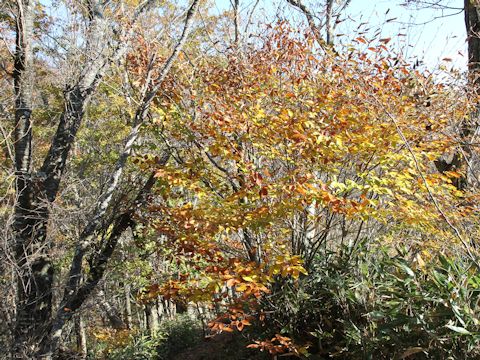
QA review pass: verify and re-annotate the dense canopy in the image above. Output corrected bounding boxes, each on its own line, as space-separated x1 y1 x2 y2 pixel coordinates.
1 0 480 359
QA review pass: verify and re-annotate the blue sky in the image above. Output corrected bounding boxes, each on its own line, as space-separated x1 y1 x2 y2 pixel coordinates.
341 0 466 70
40 0 467 72
214 0 466 71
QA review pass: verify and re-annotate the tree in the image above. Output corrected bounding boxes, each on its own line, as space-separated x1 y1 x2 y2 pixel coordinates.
285 0 352 47
3 0 480 359
138 22 471 352
8 0 200 357
403 0 480 187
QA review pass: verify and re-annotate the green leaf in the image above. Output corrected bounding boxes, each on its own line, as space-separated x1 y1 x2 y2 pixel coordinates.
399 263 415 278
445 324 471 335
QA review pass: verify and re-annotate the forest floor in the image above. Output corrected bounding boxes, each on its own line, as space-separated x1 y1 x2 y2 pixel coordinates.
173 332 268 360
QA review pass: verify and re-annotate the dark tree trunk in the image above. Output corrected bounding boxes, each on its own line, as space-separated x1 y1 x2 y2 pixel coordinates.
11 0 199 357
465 0 480 91
449 0 480 188
434 1 480 189
12 1 113 356
11 1 54 356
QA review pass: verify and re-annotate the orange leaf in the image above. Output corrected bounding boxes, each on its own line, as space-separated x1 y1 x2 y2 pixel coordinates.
291 133 307 142
259 186 268 197
226 278 237 287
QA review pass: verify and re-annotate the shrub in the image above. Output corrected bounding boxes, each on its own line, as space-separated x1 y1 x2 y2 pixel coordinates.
105 314 202 360
156 314 203 359
107 331 166 360
259 244 480 359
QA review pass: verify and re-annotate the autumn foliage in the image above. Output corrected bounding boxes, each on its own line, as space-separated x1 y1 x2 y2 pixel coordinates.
4 1 480 357
122 22 480 357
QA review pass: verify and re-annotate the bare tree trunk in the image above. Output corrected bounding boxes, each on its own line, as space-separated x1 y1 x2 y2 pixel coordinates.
12 0 114 354
145 302 160 334
39 174 157 357
156 297 164 320
233 0 240 48
11 0 199 357
11 1 52 356
74 315 87 359
98 288 127 330
325 0 334 45
124 283 133 329
435 1 480 188
38 1 200 355
465 0 480 89
464 1 480 189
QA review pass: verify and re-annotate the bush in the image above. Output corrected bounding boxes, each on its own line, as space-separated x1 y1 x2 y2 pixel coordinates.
156 314 203 359
106 314 202 360
107 331 166 360
259 244 480 359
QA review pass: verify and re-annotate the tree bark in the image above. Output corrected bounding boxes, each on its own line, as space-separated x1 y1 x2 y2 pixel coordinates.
38 174 156 357
11 1 52 356
145 302 160 334
433 2 480 188
233 0 240 48
74 315 87 359
325 0 334 45
436 1 480 188
12 0 199 357
11 1 158 357
37 1 200 356
465 0 480 91
98 288 127 330
124 283 133 329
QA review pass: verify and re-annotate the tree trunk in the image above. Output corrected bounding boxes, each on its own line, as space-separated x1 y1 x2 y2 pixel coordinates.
38 0 200 353
145 302 160 334
10 0 200 357
74 315 87 359
11 1 54 356
458 0 480 187
465 0 480 90
434 2 480 188
98 289 127 330
12 1 137 356
124 283 133 329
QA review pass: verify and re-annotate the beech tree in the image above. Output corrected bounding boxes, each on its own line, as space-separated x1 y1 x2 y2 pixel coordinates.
7 0 200 357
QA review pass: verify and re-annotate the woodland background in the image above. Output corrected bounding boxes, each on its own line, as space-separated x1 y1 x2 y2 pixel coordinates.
2 0 480 359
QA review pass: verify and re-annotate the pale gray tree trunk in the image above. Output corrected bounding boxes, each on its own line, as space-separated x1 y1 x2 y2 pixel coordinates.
124 283 133 329
41 0 200 352
74 315 87 359
145 302 160 334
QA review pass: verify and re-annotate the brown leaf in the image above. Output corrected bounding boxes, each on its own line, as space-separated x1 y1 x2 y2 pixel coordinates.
401 347 424 359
